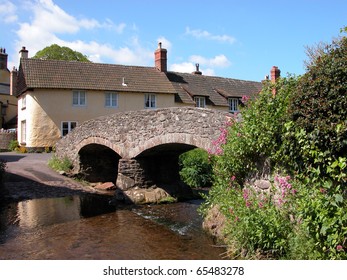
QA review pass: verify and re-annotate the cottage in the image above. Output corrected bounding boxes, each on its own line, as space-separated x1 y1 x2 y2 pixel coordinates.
0 48 17 129
13 43 265 150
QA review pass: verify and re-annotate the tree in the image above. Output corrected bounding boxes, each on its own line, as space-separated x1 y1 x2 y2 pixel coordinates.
33 44 91 62
290 35 347 160
179 148 213 188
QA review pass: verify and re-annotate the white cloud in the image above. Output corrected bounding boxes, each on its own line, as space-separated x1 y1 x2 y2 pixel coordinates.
11 0 149 67
185 27 236 44
169 54 230 76
0 0 18 23
189 54 231 68
170 62 195 73
170 62 216 76
156 37 172 51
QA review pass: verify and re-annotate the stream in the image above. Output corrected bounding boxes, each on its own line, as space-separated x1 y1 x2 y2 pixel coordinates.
0 194 225 260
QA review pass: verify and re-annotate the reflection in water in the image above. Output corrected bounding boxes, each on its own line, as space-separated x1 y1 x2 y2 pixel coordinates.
16 197 81 228
0 195 225 260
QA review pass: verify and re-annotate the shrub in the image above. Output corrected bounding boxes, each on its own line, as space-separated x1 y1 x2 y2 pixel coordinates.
8 140 19 151
202 32 347 260
18 146 27 153
280 35 347 259
201 76 297 258
288 36 347 176
48 155 73 173
179 148 213 188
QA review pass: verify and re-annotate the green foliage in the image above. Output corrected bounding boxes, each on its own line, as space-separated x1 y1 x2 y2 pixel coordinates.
211 76 296 185
201 76 297 259
8 140 19 151
179 148 213 188
202 32 347 259
48 155 73 172
33 44 91 62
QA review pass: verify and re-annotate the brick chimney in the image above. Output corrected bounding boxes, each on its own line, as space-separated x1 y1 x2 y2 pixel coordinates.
10 67 18 96
270 66 280 96
19 46 29 59
0 48 8 70
154 42 167 72
270 66 280 83
192 63 202 75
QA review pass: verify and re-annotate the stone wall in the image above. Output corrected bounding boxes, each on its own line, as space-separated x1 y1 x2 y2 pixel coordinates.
56 107 232 164
0 130 16 151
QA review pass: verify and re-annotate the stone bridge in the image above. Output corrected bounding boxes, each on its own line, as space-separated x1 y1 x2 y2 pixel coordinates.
55 107 231 203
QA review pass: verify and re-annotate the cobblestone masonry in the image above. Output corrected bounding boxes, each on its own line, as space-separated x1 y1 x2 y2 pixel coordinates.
0 131 16 151
56 107 232 164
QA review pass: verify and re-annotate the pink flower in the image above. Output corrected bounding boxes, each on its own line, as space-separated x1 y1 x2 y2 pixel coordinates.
243 189 249 200
241 95 250 104
245 201 252 208
337 245 343 251
231 176 236 181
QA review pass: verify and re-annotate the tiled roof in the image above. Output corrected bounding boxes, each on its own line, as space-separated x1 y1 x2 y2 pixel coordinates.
166 72 262 107
17 58 262 106
17 58 177 95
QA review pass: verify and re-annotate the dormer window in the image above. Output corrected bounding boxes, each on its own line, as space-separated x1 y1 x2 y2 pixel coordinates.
228 97 239 113
194 96 206 108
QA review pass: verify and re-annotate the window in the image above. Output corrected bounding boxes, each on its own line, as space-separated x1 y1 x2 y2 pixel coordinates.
145 94 156 109
21 95 26 109
105 92 118 107
61 121 77 137
194 96 206 108
73 91 86 106
229 98 239 113
21 120 26 143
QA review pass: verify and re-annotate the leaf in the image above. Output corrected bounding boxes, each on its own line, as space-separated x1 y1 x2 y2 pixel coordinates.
320 225 328 235
334 194 343 204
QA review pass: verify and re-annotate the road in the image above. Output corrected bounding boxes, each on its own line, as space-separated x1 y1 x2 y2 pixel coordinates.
0 152 97 201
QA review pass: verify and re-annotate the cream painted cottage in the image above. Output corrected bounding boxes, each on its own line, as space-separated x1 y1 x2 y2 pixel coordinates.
0 48 17 129
12 43 268 151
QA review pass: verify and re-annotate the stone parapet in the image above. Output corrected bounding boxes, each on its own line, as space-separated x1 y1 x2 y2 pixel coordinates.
0 131 16 151
56 107 232 162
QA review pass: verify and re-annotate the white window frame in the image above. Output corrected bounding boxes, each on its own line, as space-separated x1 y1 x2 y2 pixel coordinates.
21 95 26 110
145 94 156 109
61 121 77 137
228 97 239 113
105 92 118 108
194 96 206 108
20 120 26 144
72 90 86 106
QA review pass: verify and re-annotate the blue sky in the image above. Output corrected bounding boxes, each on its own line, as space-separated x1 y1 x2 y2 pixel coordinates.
0 0 346 81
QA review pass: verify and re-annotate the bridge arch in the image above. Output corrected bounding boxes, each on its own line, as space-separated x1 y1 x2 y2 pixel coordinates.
55 107 231 202
56 107 231 163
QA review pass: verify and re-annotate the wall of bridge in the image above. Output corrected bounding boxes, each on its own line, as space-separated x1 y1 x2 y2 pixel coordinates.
56 107 231 164
55 107 232 203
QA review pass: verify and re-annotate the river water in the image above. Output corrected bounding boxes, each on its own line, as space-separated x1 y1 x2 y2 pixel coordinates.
0 194 225 260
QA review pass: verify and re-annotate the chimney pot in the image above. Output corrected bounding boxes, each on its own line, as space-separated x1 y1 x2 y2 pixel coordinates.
154 42 167 72
270 66 280 82
192 63 202 75
19 46 29 59
0 46 8 70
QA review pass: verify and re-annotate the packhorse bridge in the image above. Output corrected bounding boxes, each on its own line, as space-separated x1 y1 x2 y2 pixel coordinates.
56 107 231 203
